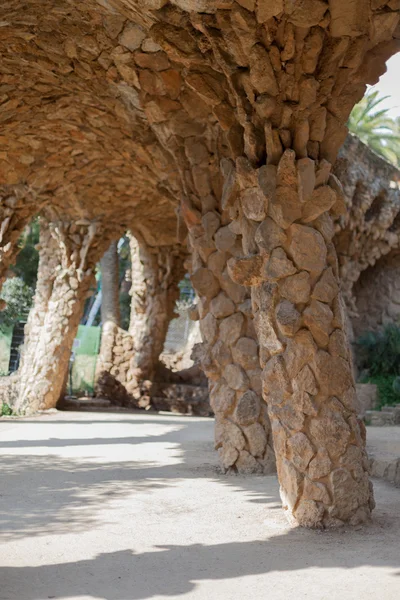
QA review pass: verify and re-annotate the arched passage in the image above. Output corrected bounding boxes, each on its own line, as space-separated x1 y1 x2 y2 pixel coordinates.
1 0 400 527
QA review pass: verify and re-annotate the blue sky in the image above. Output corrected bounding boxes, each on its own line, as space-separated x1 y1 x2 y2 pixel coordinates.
374 53 400 119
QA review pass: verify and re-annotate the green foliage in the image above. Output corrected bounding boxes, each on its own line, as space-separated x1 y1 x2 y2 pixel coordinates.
360 375 400 410
11 219 40 288
0 278 34 332
348 89 400 167
119 290 131 330
118 236 132 330
355 323 400 377
356 324 400 409
1 403 12 417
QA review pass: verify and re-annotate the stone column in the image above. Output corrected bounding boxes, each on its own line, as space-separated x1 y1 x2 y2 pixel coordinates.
187 203 275 474
15 220 100 414
222 152 373 527
126 233 185 394
95 240 121 380
17 219 59 373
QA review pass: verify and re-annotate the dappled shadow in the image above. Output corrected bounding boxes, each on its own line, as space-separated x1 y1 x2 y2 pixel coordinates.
2 519 400 600
2 412 400 600
0 454 180 539
0 414 280 540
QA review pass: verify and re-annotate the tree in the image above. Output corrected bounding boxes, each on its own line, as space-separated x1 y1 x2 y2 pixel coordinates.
0 277 34 332
348 89 400 166
11 218 40 288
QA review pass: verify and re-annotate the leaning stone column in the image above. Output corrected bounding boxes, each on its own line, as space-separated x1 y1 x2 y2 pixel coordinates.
126 233 185 394
15 221 100 414
17 219 60 373
224 152 373 527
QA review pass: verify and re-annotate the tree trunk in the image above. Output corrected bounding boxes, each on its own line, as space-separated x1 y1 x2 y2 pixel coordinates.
15 221 99 414
100 240 120 327
96 240 121 380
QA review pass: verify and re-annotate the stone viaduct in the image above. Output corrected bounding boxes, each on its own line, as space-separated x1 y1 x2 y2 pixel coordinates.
1 0 400 528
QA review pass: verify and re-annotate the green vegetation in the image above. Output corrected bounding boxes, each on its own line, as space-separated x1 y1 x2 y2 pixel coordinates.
118 236 132 330
356 324 400 408
69 325 101 395
1 403 12 417
0 278 33 333
348 90 400 167
355 323 400 376
11 219 40 288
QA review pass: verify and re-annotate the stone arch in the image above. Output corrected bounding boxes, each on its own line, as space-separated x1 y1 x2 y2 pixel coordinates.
95 229 188 405
352 248 400 338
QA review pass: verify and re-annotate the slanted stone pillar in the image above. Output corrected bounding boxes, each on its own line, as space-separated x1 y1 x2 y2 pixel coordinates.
126 234 185 394
219 153 372 527
15 220 100 414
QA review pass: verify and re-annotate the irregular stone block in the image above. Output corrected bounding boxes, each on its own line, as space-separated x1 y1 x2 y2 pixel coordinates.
215 225 237 251
276 299 301 337
269 186 302 229
210 292 236 319
227 255 264 286
283 329 316 379
314 350 354 397
254 310 284 355
224 363 249 390
235 389 261 426
262 355 291 405
288 224 327 274
287 432 315 472
294 499 325 528
309 406 351 460
191 267 220 299
308 448 332 480
232 336 260 370
255 217 286 254
279 271 311 304
241 187 266 221
265 247 297 279
244 422 267 457
302 185 337 223
303 299 334 347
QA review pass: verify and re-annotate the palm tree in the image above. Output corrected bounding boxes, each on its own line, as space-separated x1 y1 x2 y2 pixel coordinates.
348 89 400 167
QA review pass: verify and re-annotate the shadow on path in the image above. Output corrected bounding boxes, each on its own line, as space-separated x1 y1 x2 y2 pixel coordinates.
2 526 400 600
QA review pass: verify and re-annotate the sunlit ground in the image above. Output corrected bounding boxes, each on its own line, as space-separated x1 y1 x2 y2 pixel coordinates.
0 412 400 600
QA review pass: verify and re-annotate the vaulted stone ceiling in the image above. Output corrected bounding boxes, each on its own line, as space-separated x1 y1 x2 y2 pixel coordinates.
2 0 399 247
0 0 183 246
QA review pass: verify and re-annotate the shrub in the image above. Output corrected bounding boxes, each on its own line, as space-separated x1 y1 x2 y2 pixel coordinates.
355 323 400 376
0 403 12 417
355 324 400 409
0 277 34 332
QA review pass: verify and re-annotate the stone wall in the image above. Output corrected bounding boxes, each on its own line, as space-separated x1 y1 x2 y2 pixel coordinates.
333 135 400 316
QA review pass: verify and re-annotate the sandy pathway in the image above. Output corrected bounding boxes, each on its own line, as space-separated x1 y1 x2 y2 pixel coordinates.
0 411 399 600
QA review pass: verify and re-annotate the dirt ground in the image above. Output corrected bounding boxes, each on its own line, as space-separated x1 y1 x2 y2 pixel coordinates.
0 411 399 600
